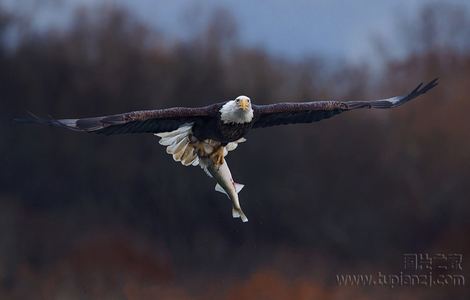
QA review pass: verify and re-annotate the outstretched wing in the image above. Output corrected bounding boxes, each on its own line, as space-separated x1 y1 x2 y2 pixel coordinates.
16 104 220 135
251 78 438 129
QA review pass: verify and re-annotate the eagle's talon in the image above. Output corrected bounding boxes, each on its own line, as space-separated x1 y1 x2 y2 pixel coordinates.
192 142 206 157
210 146 225 167
216 154 224 166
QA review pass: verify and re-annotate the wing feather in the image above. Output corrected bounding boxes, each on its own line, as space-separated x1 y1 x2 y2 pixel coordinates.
252 78 438 129
16 104 220 135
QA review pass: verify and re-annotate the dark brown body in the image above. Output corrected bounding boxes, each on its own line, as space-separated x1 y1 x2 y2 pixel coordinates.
192 115 253 145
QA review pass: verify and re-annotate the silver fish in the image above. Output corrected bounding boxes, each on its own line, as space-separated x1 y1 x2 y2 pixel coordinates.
201 157 248 223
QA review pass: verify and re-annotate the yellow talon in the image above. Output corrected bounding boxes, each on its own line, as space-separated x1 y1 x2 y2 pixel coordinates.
190 141 206 157
210 146 225 167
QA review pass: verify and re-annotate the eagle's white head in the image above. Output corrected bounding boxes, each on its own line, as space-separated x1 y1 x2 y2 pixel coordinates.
220 95 254 124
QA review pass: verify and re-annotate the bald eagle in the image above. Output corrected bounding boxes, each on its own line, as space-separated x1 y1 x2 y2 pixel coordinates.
17 79 438 220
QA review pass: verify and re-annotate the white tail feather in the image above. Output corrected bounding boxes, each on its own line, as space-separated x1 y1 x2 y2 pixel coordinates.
156 123 202 166
172 141 188 161
167 136 188 155
156 123 247 168
181 147 197 166
158 134 184 146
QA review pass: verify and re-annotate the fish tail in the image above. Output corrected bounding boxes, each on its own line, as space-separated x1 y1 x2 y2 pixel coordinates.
239 209 248 223
232 207 240 218
232 206 248 223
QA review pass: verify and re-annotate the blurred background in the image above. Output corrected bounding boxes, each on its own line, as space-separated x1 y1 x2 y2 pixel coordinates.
1 0 469 299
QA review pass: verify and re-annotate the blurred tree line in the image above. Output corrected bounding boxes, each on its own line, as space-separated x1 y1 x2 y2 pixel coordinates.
0 2 469 299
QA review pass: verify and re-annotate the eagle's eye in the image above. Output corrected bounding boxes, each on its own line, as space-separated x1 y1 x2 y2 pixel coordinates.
236 99 240 103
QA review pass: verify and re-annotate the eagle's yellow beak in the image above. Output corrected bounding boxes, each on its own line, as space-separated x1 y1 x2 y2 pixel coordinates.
238 99 250 111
